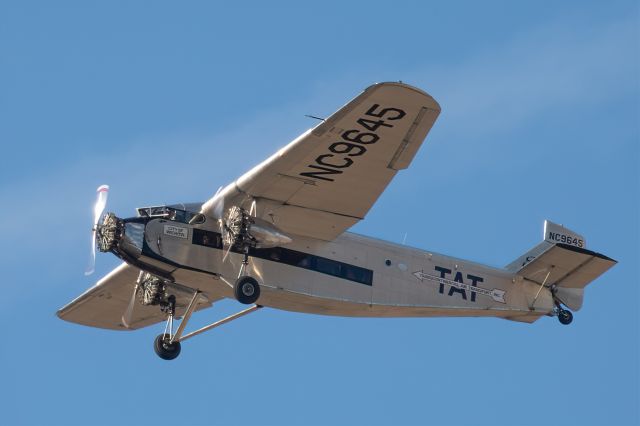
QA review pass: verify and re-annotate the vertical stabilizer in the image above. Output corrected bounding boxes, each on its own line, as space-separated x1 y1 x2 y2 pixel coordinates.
505 220 586 272
543 220 586 249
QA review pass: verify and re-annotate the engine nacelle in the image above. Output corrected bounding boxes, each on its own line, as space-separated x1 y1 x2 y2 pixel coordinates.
249 217 293 248
224 206 292 249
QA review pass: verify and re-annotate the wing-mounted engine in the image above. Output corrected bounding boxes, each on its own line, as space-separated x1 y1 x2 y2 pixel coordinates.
199 187 293 253
222 205 292 251
137 272 171 309
122 271 184 329
201 198 293 306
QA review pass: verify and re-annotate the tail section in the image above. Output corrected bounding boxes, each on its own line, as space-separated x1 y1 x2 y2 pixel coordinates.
543 220 586 249
506 220 586 272
507 220 616 311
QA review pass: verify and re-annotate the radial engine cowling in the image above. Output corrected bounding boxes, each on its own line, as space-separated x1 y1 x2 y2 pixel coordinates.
249 216 293 248
96 212 123 252
224 206 292 249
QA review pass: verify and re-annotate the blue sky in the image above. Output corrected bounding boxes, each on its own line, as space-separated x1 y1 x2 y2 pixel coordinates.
1 1 638 425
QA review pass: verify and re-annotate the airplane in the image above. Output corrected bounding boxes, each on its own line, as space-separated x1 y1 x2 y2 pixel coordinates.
57 82 617 360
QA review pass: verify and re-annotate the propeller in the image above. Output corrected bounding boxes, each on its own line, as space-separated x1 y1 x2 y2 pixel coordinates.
198 186 254 266
195 186 235 262
211 186 225 221
221 197 262 268
85 184 110 276
210 188 235 264
122 272 143 328
201 188 284 277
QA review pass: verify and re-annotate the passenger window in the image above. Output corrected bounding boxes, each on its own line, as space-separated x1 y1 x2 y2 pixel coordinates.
316 257 341 277
192 229 220 248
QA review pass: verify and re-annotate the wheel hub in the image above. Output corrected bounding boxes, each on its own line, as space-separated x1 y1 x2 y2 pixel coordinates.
154 333 181 360
242 283 255 296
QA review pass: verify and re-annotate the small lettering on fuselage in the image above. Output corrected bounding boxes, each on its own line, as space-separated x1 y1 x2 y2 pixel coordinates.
413 266 506 304
164 225 188 239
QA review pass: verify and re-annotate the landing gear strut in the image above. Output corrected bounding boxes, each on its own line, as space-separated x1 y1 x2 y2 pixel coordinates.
153 288 262 360
233 248 260 304
154 294 182 360
554 300 573 325
221 207 263 305
551 285 574 326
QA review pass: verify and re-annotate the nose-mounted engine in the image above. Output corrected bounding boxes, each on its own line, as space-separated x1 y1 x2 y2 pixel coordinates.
96 212 124 253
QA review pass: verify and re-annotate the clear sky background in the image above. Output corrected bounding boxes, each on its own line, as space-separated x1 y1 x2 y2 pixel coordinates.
1 1 638 425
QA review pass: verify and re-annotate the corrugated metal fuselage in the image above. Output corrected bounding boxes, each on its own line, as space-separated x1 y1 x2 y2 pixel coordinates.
119 217 554 323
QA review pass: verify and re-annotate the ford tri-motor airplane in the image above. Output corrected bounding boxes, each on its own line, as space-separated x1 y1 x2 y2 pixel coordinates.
58 82 617 360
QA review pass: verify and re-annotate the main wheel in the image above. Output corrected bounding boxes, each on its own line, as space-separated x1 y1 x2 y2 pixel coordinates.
558 309 573 325
154 333 181 360
234 276 260 304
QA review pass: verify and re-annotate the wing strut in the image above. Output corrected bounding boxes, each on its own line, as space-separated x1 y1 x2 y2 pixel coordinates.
530 268 553 310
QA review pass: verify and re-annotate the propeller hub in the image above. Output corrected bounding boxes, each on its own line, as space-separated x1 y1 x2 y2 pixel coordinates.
96 212 123 252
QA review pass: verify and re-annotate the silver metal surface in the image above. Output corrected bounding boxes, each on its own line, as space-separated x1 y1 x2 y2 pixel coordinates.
121 222 145 256
58 83 617 333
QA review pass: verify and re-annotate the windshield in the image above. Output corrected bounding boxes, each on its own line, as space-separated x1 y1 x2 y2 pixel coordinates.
136 206 203 224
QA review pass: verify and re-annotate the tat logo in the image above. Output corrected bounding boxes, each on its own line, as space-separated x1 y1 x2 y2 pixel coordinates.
413 266 506 303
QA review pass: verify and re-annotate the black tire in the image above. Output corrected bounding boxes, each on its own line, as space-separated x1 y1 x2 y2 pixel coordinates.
558 309 573 325
234 276 260 304
154 333 181 360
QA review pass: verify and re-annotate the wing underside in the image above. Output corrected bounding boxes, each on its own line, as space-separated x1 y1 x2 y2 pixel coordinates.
57 263 218 330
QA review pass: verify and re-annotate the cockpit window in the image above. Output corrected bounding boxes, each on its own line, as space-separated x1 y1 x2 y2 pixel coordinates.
137 206 201 224
189 213 206 224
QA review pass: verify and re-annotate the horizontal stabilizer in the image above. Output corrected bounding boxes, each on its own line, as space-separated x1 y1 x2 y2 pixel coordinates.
517 243 616 310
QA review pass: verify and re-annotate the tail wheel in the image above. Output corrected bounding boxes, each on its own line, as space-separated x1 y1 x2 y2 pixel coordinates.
234 276 260 305
154 333 181 360
558 309 573 325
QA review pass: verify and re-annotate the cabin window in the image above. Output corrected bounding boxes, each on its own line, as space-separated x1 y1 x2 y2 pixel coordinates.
315 257 341 277
191 231 373 286
192 229 222 248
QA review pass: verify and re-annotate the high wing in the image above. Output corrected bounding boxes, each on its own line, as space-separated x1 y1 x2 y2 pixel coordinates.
207 82 440 241
57 263 219 330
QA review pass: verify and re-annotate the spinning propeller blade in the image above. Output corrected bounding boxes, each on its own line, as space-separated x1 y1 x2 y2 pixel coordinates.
222 243 233 263
85 184 109 276
197 186 236 265
208 187 235 265
211 186 224 221
122 283 139 328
